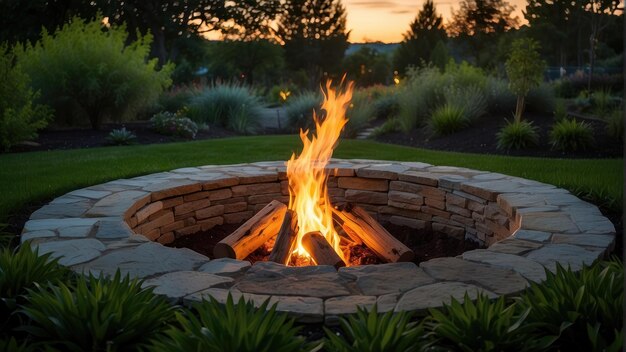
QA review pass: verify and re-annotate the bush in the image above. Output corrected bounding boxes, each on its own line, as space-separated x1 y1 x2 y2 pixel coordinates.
426 294 546 352
284 91 323 131
591 89 618 118
344 90 376 138
430 104 468 135
18 16 173 129
20 272 175 351
0 44 51 151
444 84 487 121
267 83 299 105
157 85 202 113
443 60 487 88
188 83 262 134
371 118 401 137
526 83 556 114
517 260 623 351
496 120 540 150
553 99 568 121
372 93 400 120
485 77 516 115
324 305 428 352
605 108 623 142
155 295 312 352
150 111 198 139
397 66 445 132
106 127 136 146
549 118 594 151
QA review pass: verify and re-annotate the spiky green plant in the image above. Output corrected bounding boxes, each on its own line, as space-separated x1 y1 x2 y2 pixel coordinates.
426 294 550 352
430 104 468 135
0 337 36 352
516 260 623 352
154 295 313 352
496 119 540 150
324 305 428 352
20 272 175 352
105 127 137 146
549 118 594 151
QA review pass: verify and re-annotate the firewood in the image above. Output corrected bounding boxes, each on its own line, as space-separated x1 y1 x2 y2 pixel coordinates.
214 200 287 259
268 209 299 264
333 203 414 263
333 211 363 245
301 231 346 269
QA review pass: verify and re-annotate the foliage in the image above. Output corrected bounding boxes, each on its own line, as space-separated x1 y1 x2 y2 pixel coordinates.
525 83 556 114
157 86 202 114
430 104 468 135
343 47 392 87
0 337 35 352
324 305 429 352
284 91 323 131
426 294 548 352
344 90 376 137
0 44 51 152
105 127 137 146
372 93 400 120
591 88 617 117
371 118 401 137
18 16 173 130
549 118 594 151
484 77 516 115
267 83 299 105
188 83 262 134
553 99 568 121
496 119 540 150
277 0 349 82
154 295 312 352
517 260 623 351
605 108 623 142
20 272 175 352
505 38 546 122
206 40 285 85
444 84 487 121
393 0 447 74
151 111 198 139
397 66 445 132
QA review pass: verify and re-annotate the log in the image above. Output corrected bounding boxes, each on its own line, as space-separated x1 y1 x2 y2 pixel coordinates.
333 211 363 245
301 231 346 269
333 203 414 263
214 200 287 259
268 209 299 264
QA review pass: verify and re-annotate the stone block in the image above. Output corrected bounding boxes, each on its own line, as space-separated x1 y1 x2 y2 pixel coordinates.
196 205 225 219
389 216 427 229
421 206 450 219
397 171 438 186
231 183 281 197
202 177 239 190
345 189 388 205
389 190 423 205
136 212 174 235
424 197 445 210
183 191 210 202
161 196 183 209
174 199 211 216
135 201 164 224
337 177 388 191
209 189 232 201
446 204 471 217
388 200 421 211
198 217 224 231
224 202 248 213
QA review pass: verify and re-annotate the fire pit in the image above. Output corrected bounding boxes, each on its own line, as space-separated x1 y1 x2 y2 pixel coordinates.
20 82 616 324
21 159 615 323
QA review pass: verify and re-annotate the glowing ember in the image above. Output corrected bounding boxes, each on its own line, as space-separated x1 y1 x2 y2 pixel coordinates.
286 80 354 264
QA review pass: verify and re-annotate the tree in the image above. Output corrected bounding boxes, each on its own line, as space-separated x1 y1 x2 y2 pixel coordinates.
393 0 447 74
505 38 546 122
206 40 285 85
583 0 622 90
276 0 350 86
342 47 391 86
447 0 519 67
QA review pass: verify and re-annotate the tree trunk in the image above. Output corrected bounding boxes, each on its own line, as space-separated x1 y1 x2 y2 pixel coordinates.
514 94 525 123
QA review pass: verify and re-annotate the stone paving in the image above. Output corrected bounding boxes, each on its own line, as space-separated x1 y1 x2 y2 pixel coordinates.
21 159 615 324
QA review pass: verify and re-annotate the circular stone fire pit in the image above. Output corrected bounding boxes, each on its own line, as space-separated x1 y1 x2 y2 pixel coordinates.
21 159 615 324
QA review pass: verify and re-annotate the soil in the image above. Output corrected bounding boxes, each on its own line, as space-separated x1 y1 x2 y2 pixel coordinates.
167 221 480 266
374 112 623 159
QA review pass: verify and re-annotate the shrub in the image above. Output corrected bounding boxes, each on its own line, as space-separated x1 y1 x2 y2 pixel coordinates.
505 38 546 122
443 60 487 88
0 244 67 331
18 16 173 130
444 84 487 121
372 93 400 120
324 305 428 352
485 77 516 115
605 108 624 142
157 85 202 113
426 294 547 352
549 118 594 151
430 104 468 135
516 260 623 351
106 127 136 146
187 83 262 134
591 89 617 118
284 91 323 131
267 83 298 105
344 90 376 138
150 111 198 139
0 44 51 151
20 272 175 351
371 118 401 137
155 295 312 352
397 66 445 132
526 82 556 114
496 120 540 150
553 99 568 121
0 337 35 352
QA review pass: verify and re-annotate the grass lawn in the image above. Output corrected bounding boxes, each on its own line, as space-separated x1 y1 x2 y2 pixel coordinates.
0 135 622 222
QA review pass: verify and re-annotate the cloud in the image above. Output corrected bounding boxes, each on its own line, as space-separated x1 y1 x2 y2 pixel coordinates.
390 9 412 14
350 1 400 9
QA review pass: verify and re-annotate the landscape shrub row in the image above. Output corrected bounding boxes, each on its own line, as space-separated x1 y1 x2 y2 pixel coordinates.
0 244 622 351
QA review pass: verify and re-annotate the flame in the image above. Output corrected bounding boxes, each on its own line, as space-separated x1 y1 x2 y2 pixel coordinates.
286 80 354 264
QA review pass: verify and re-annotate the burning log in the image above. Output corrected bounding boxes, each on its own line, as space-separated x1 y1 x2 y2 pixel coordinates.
214 200 287 259
301 231 346 269
333 203 414 263
268 209 299 265
333 213 363 245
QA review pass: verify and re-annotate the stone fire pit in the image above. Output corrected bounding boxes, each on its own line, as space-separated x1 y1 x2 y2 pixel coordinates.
21 159 615 324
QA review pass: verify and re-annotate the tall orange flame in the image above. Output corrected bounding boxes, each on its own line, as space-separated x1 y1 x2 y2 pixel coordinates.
286 80 354 264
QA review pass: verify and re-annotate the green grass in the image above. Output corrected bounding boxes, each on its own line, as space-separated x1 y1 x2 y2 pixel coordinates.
0 136 622 222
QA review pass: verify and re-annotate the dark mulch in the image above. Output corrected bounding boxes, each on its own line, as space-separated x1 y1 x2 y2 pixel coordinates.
374 112 623 159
